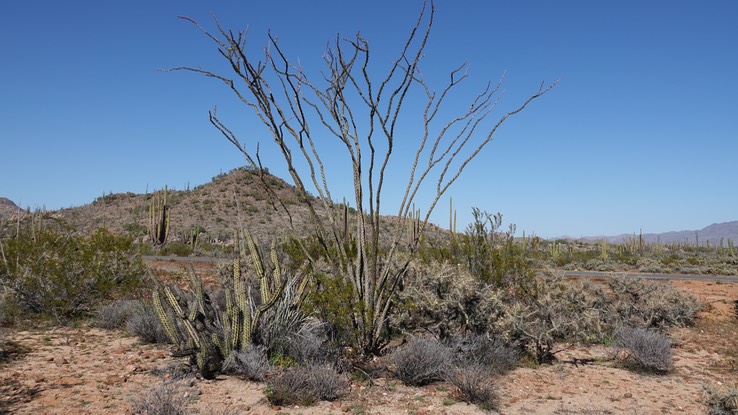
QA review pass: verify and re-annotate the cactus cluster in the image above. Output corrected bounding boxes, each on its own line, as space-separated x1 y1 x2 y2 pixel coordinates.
149 187 170 245
152 227 308 379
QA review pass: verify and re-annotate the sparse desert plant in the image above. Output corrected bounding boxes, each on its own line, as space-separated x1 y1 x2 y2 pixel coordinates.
126 302 171 344
704 383 738 415
446 363 498 411
612 326 673 373
499 276 610 363
396 262 506 338
389 336 452 386
221 345 271 381
265 364 349 406
608 277 701 329
97 299 142 330
451 334 519 374
276 318 340 367
130 379 191 415
305 364 350 402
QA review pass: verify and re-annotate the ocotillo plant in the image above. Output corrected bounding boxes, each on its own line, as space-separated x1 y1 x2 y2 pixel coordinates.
149 187 170 245
152 226 308 379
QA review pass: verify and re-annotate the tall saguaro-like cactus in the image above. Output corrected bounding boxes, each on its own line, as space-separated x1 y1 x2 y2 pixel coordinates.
152 227 308 379
149 187 170 245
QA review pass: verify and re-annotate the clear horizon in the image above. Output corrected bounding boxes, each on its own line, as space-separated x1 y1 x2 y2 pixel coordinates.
2 1 736 239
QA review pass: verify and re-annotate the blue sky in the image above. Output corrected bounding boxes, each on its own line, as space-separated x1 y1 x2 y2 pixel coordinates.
1 1 736 239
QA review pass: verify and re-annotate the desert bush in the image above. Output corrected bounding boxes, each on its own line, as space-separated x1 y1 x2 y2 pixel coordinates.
704 384 738 415
446 363 498 411
126 302 171 344
608 277 701 329
459 209 535 288
451 334 519 374
612 326 672 372
159 241 193 257
305 364 350 402
265 364 349 406
389 336 452 386
97 299 142 330
0 227 146 322
221 345 271 381
499 277 610 363
396 262 506 338
130 379 191 415
275 319 341 368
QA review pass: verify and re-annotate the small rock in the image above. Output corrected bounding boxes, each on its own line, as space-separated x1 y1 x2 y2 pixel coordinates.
624 393 633 398
53 356 68 366
114 347 126 354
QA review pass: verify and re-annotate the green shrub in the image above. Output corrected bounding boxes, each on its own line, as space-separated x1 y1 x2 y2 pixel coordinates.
159 241 193 257
0 227 146 322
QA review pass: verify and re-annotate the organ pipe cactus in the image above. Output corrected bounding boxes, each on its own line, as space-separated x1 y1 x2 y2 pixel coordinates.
149 187 170 245
152 226 308 379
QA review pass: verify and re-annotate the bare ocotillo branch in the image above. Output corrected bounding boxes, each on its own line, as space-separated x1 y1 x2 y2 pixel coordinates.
170 1 556 354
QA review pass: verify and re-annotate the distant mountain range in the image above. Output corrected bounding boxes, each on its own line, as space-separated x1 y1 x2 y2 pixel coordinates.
561 221 738 246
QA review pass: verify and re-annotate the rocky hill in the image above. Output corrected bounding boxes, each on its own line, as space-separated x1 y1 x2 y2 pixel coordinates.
0 197 22 220
2 168 443 248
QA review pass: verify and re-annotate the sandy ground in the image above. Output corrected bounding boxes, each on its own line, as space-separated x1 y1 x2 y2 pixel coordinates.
1 278 736 415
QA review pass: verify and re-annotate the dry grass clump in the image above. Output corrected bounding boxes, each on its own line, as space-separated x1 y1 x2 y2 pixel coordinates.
388 336 452 386
221 346 271 382
704 383 738 415
451 334 519 374
125 302 171 344
612 326 673 373
130 379 191 415
445 363 498 411
265 364 349 406
96 299 141 330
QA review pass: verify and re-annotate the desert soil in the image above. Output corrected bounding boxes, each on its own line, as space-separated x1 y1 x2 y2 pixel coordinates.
1 273 736 415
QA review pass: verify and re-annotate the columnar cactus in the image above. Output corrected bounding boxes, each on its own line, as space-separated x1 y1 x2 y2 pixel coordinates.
152 226 309 379
149 187 170 245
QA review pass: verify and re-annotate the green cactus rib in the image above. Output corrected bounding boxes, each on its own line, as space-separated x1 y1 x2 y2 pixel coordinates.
151 226 309 378
164 286 201 349
153 290 181 345
149 187 170 245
